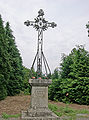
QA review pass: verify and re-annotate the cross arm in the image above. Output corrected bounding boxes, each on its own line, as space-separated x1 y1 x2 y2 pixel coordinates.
47 22 57 28
24 20 35 27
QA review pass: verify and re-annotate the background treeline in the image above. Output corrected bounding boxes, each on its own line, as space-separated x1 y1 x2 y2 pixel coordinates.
0 16 89 105
49 45 89 105
49 22 89 105
0 15 31 100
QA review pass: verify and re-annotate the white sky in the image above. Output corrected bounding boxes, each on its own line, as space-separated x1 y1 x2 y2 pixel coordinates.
0 0 89 72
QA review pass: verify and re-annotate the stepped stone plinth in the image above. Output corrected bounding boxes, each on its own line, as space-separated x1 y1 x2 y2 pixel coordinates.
21 79 60 120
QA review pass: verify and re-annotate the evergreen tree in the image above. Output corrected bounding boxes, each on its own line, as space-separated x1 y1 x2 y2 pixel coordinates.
60 54 73 79
49 45 89 105
60 45 89 104
0 74 7 100
52 68 59 79
22 66 31 94
0 15 10 100
60 45 89 78
5 22 24 96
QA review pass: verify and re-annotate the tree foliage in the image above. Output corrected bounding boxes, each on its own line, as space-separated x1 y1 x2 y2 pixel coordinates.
0 15 26 100
0 74 7 100
22 66 31 95
5 22 24 96
51 68 59 80
0 15 9 99
49 45 89 105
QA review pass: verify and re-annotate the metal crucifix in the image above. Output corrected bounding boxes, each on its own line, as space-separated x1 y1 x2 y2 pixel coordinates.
24 9 57 78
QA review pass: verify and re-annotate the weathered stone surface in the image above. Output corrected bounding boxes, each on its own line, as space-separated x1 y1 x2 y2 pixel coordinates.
22 108 60 120
30 86 48 109
29 79 52 86
21 79 60 120
29 79 51 109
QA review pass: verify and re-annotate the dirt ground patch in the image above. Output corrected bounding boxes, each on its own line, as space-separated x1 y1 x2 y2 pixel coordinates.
0 95 89 116
0 95 30 115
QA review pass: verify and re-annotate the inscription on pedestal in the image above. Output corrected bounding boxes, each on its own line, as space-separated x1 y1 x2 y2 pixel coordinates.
31 86 48 109
35 89 45 97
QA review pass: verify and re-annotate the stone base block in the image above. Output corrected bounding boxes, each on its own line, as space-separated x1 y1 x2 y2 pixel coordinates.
21 79 60 120
21 108 60 120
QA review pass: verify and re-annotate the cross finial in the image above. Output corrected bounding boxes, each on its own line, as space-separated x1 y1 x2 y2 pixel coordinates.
38 9 44 16
24 9 57 31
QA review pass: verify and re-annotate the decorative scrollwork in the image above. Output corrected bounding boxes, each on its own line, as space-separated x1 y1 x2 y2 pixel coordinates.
24 9 57 31
24 9 57 77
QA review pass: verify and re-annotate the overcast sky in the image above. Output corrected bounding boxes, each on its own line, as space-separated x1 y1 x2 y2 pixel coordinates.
0 0 89 72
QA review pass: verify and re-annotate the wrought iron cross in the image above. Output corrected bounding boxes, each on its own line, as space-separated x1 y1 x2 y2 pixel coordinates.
24 9 57 78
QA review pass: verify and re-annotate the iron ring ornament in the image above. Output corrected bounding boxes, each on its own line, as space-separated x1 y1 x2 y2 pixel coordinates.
24 9 57 78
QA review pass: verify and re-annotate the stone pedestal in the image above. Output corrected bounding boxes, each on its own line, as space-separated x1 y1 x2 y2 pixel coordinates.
21 79 60 120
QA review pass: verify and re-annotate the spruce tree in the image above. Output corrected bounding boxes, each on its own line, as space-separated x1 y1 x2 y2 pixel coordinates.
5 22 24 96
52 68 59 79
49 45 89 105
0 15 9 100
0 74 7 100
60 45 89 104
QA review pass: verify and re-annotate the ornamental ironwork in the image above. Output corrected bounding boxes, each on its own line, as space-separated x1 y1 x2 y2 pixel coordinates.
24 9 57 78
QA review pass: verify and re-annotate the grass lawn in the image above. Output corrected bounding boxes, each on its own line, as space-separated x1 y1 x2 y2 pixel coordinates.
48 103 89 120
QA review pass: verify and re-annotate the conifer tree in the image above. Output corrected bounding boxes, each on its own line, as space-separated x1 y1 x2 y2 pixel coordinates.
59 45 89 104
52 68 59 79
5 22 24 96
60 45 89 78
49 45 89 105
0 74 7 100
0 15 9 99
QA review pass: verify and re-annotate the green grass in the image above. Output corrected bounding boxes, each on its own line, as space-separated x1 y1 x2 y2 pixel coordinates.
2 104 89 120
48 103 89 120
2 112 20 119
